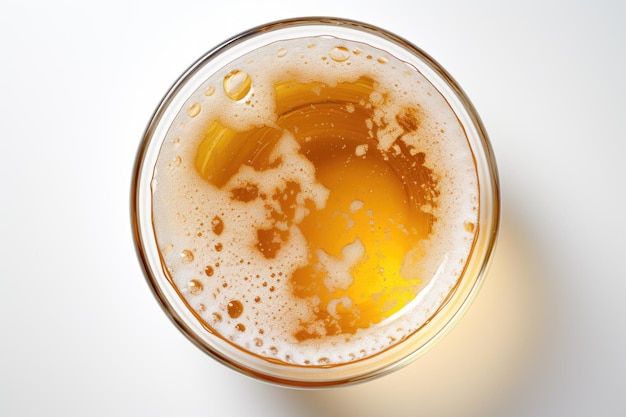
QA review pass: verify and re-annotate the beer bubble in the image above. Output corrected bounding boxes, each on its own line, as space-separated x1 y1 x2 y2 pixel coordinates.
180 249 194 264
204 265 214 277
277 47 287 58
223 70 252 101
329 46 350 62
211 216 224 235
187 103 201 117
227 300 244 318
235 323 246 332
205 85 215 96
355 144 368 157
187 279 203 295
170 156 182 167
377 57 388 64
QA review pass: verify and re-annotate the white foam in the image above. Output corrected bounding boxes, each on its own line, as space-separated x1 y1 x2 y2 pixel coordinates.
349 199 364 213
318 238 364 292
355 144 368 156
151 35 479 365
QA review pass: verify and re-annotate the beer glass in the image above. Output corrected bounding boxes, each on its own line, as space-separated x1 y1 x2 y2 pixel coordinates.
132 17 499 387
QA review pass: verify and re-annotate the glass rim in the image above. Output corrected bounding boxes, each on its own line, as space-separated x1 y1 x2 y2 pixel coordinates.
131 16 500 388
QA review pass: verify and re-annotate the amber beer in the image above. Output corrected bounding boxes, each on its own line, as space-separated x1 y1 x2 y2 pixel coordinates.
133 18 499 386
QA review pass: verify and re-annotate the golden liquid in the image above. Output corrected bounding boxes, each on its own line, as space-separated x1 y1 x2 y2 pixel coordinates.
194 76 438 341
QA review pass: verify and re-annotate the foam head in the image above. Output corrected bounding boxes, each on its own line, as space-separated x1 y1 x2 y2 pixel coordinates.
149 34 479 366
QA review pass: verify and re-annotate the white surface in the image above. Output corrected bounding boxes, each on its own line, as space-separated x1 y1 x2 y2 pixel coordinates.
1 1 624 416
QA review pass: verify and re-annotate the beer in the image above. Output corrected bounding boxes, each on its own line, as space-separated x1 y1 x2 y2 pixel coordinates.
134 19 498 384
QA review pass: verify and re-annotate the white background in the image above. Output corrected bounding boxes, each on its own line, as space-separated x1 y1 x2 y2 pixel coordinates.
1 0 625 416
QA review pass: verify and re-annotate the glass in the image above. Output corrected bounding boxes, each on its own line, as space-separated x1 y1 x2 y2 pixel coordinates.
132 17 499 388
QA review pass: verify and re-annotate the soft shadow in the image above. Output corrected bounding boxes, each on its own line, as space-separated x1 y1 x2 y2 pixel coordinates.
264 205 555 416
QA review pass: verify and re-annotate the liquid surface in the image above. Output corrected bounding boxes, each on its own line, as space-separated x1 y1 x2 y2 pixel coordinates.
151 37 478 365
